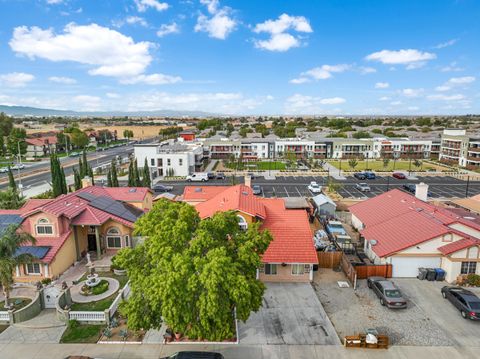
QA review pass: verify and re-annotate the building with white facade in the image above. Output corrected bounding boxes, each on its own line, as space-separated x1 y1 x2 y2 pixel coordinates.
439 129 480 168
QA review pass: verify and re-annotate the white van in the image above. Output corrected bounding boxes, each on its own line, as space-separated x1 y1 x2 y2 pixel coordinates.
186 173 209 182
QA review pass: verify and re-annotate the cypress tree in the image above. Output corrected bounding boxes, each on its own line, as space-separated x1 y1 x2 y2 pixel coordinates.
88 166 95 186
107 169 113 187
7 166 16 191
73 168 82 190
127 161 134 187
78 157 83 177
142 158 151 188
82 150 88 177
50 154 61 197
133 159 141 186
111 159 119 187
60 166 67 194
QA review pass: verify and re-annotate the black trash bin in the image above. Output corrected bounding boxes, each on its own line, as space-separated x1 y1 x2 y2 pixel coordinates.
426 268 436 281
417 267 428 280
435 268 446 281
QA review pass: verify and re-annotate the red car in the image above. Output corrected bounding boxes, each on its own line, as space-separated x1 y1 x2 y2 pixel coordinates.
392 172 406 179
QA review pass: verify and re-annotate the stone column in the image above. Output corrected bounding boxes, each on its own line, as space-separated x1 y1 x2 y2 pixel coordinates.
95 226 101 258
73 226 81 261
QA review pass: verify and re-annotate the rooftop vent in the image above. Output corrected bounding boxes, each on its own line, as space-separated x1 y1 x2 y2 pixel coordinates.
129 188 137 193
194 188 202 192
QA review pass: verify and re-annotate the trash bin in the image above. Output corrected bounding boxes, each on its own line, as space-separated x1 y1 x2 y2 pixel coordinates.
417 267 428 280
426 268 436 281
435 268 446 281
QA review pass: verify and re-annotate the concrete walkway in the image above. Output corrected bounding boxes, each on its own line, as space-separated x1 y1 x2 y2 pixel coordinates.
1 343 480 359
205 159 219 172
322 162 346 180
70 277 119 303
0 310 66 344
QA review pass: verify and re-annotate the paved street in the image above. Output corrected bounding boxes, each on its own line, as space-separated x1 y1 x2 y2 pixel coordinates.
158 174 480 200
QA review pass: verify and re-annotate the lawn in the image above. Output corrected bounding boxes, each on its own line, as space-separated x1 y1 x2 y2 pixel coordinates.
327 160 451 172
0 325 8 334
0 298 32 311
60 323 105 343
224 161 286 171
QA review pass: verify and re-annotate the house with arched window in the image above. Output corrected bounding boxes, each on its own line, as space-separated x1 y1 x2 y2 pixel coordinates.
3 185 152 283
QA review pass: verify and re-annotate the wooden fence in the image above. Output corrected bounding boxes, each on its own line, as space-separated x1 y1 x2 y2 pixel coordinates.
317 252 343 268
340 252 392 289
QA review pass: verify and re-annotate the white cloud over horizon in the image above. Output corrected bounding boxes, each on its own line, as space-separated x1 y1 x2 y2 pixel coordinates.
0 72 35 87
157 22 179 37
195 0 237 40
366 49 436 69
134 0 169 12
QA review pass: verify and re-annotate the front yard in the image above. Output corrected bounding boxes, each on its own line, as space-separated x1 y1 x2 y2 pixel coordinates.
60 322 105 344
222 160 287 171
327 160 452 172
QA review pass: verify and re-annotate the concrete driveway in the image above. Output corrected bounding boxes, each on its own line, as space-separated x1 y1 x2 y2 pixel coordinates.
395 278 480 347
238 282 340 345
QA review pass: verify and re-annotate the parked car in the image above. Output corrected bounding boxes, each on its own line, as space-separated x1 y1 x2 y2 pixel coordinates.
355 182 371 192
402 183 416 193
207 172 215 179
69 152 80 157
0 167 9 173
367 277 407 309
354 172 367 180
252 184 263 195
186 173 209 182
364 171 376 180
215 172 226 180
325 220 347 236
247 172 256 179
308 181 322 193
152 184 173 192
392 172 407 179
160 352 224 359
11 163 25 170
441 286 480 320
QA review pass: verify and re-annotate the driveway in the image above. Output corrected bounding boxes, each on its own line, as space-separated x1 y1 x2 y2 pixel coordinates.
0 310 66 344
238 282 340 345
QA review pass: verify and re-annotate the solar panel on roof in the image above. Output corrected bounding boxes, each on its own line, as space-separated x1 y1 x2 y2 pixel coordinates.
89 196 143 222
15 246 51 259
77 192 96 201
0 214 23 236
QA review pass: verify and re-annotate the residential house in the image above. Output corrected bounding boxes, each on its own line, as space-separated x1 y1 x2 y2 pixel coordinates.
1 186 152 284
25 135 58 158
182 184 318 282
350 187 480 282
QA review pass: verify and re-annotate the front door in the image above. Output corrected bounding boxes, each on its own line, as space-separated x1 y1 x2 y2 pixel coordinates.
87 234 97 251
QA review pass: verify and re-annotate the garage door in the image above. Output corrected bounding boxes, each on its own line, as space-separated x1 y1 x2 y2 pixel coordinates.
391 257 441 277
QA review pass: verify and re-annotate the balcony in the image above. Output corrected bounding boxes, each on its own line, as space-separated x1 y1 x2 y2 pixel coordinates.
468 147 480 153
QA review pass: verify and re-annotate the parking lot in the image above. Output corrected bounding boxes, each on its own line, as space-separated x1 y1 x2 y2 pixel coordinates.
160 174 480 200
313 269 480 346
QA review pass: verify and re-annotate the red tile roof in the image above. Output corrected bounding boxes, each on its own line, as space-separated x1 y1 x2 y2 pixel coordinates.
103 187 151 202
24 230 72 263
25 136 58 147
192 185 317 264
438 237 480 255
20 199 54 212
183 186 229 202
195 185 267 219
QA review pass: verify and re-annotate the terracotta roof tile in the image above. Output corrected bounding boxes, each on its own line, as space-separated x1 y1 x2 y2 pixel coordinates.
438 237 480 255
183 186 229 202
23 230 72 263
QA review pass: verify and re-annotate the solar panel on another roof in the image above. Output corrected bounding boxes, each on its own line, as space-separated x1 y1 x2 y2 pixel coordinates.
0 214 23 236
15 246 51 259
76 192 96 202
89 196 143 222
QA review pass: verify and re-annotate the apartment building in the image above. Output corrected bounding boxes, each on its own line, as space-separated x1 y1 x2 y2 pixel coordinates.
439 129 480 168
134 140 204 177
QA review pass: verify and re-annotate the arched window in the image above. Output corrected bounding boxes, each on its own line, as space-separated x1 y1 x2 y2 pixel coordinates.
237 215 248 230
106 227 122 248
36 218 53 235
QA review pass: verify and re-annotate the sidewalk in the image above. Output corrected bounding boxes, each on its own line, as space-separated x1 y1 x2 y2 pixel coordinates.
322 162 347 180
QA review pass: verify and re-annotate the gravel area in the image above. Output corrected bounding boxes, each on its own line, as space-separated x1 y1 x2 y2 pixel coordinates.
312 269 454 346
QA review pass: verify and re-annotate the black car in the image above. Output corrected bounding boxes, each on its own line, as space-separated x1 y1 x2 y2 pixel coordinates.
354 172 367 180
207 172 215 179
367 277 407 309
441 286 480 320
252 184 262 195
160 352 224 359
152 184 174 192
402 183 416 193
216 172 226 180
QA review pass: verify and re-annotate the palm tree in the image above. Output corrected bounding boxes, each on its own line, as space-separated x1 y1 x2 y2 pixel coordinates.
0 224 35 309
348 158 358 171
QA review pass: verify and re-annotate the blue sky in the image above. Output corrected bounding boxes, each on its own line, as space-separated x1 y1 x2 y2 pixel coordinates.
0 0 479 115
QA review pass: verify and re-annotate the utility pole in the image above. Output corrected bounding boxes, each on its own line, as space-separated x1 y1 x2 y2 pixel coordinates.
465 175 470 198
17 141 23 196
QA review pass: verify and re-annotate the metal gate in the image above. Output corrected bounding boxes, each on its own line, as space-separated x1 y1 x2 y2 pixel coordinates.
43 285 61 309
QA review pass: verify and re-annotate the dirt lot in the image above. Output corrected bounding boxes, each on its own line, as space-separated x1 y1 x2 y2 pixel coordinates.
313 269 456 346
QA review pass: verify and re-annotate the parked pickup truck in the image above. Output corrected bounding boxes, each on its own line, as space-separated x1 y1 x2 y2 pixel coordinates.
186 173 209 182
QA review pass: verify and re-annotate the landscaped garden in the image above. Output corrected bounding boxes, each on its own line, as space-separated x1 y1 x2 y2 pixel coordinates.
223 160 286 171
327 159 453 172
60 320 105 343
0 297 32 311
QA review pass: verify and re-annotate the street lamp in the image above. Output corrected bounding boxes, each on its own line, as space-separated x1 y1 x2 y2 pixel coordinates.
17 141 23 196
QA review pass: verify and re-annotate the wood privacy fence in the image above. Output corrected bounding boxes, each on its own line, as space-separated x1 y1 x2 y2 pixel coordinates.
317 252 343 268
339 252 392 289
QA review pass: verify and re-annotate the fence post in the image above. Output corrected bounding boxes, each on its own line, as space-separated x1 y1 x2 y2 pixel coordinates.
104 309 111 326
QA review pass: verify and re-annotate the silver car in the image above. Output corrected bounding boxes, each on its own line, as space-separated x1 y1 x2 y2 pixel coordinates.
367 277 407 309
355 182 371 192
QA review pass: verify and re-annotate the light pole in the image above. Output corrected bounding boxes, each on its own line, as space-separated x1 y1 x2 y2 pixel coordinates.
17 141 23 196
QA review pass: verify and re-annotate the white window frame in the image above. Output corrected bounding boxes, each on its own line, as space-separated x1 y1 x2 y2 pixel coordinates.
26 263 41 275
106 227 122 249
237 215 248 230
264 264 277 275
35 218 53 236
291 264 305 275
461 261 477 275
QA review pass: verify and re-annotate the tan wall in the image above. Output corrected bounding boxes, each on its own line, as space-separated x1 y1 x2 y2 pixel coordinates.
27 211 60 237
100 220 133 254
449 223 480 239
49 234 77 278
259 264 311 283
398 232 463 255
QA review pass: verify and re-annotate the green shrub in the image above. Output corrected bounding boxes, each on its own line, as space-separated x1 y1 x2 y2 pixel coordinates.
69 319 80 329
467 274 480 287
41 278 52 286
91 280 110 295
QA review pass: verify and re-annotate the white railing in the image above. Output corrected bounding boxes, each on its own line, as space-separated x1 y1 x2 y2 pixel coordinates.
0 311 10 322
109 282 130 318
69 311 106 322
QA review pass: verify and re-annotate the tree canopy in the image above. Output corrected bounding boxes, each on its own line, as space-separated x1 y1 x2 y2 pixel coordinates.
114 199 272 341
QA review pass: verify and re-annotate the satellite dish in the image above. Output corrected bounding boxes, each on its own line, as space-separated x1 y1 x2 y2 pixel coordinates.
370 240 378 246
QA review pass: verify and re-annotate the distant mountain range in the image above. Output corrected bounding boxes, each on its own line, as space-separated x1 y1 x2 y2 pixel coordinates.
0 105 218 118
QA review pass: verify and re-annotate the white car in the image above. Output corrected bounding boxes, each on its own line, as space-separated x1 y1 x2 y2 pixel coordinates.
0 167 8 173
308 181 322 193
186 173 209 182
356 182 371 192
11 164 25 170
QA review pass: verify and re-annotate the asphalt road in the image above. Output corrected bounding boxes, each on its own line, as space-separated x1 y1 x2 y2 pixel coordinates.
157 174 480 200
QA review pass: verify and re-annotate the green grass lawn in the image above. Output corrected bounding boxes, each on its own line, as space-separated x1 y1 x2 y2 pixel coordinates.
0 298 32 311
60 323 105 343
0 325 8 334
224 161 286 171
327 160 450 172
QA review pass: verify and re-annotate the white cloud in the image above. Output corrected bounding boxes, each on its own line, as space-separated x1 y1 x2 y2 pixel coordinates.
448 76 475 84
134 0 169 12
253 13 312 52
106 92 120 99
284 94 345 114
358 66 377 74
390 101 402 106
46 0 64 4
72 95 102 110
440 61 464 72
401 88 424 97
379 96 391 101
375 82 389 89
365 49 436 68
9 23 179 83
126 16 148 27
319 97 346 105
291 64 350 83
157 22 180 37
435 85 451 92
48 76 76 84
407 106 419 111
427 94 466 101
433 38 458 49
195 1 236 40
120 73 182 85
0 72 35 87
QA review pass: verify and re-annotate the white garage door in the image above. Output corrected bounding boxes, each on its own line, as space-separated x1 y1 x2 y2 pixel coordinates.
391 257 441 277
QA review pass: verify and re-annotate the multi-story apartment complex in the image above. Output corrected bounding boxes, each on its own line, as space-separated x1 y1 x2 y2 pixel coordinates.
439 129 480 168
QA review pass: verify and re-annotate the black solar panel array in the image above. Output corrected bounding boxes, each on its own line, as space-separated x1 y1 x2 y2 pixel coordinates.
0 214 23 236
88 196 144 222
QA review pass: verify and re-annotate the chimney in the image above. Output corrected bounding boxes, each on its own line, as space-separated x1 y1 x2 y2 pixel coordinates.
244 174 252 188
415 182 429 202
81 176 92 189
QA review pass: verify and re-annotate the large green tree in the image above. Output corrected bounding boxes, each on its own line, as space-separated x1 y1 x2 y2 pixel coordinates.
7 166 16 191
114 200 272 341
0 224 35 308
0 189 25 210
70 129 89 149
111 159 119 187
50 154 67 197
7 128 27 156
142 158 151 188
